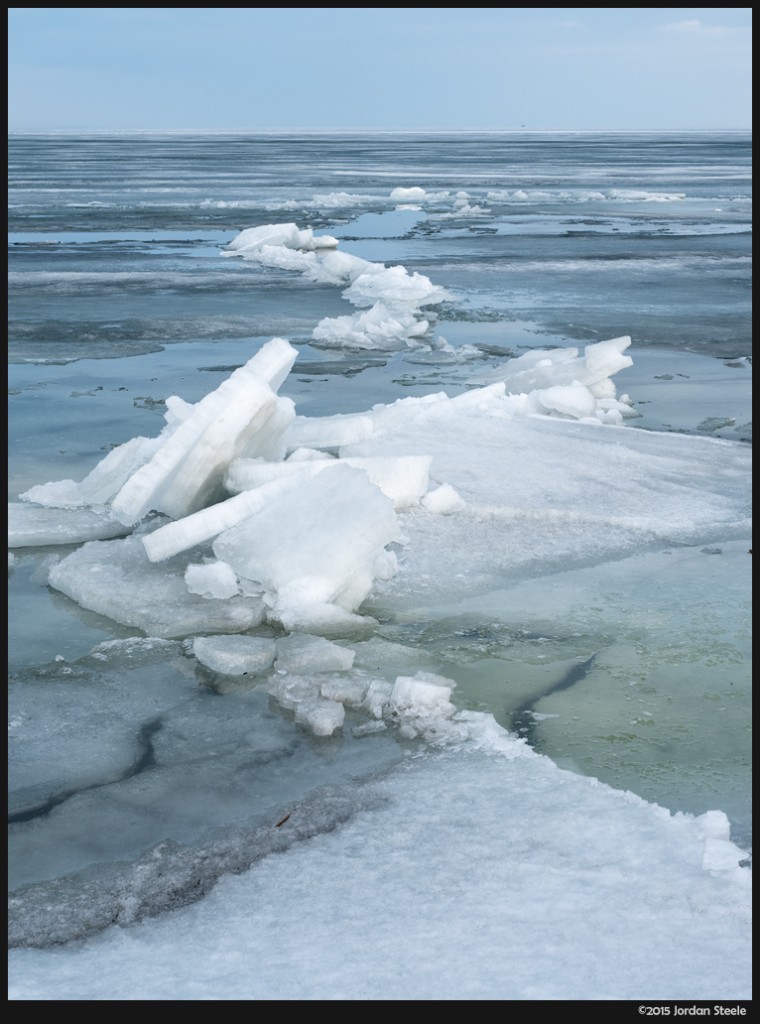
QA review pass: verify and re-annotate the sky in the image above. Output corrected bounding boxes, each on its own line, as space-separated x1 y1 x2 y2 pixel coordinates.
7 7 753 132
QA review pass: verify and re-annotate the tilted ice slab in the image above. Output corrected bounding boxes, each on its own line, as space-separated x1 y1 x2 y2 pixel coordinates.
142 475 308 563
141 454 428 565
225 454 431 509
16 337 298 525
110 339 297 525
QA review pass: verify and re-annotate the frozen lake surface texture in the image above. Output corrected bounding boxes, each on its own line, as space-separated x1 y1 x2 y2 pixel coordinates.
7 133 752 1000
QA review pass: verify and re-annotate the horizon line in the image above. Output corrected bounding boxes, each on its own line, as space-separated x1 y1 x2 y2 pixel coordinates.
7 126 752 137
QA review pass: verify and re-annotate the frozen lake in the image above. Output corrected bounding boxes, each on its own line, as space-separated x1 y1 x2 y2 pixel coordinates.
8 132 752 999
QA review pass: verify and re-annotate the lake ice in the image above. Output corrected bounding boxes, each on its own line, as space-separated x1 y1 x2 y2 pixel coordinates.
8 132 751 1000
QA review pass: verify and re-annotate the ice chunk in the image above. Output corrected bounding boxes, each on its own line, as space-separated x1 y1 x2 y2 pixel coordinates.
319 676 368 707
48 536 265 638
421 483 466 514
213 465 401 631
192 635 276 676
111 339 297 525
294 700 345 737
343 265 449 309
319 249 373 283
8 502 132 548
184 561 239 600
536 384 597 420
142 476 305 563
312 302 430 350
387 672 458 740
584 336 634 378
363 679 394 719
390 187 427 201
275 634 355 673
223 224 338 254
20 436 163 510
225 454 431 509
472 337 637 424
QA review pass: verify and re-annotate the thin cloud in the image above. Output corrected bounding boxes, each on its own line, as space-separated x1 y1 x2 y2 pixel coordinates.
657 20 735 37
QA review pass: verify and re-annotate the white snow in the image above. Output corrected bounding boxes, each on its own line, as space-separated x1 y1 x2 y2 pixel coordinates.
8 728 751 1000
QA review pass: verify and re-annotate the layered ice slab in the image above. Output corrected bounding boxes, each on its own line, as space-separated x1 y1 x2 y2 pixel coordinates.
16 337 298 524
110 338 297 525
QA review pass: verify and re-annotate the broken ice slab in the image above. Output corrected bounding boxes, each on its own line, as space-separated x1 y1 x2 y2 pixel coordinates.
225 453 431 509
275 634 356 673
110 339 297 525
192 635 277 676
48 535 265 638
213 464 401 630
8 502 132 548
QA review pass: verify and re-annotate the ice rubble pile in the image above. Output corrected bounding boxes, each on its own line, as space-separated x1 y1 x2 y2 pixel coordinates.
222 222 450 350
11 334 640 627
9 317 645 738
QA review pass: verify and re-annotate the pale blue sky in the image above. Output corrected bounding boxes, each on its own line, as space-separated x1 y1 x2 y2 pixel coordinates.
8 7 753 132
